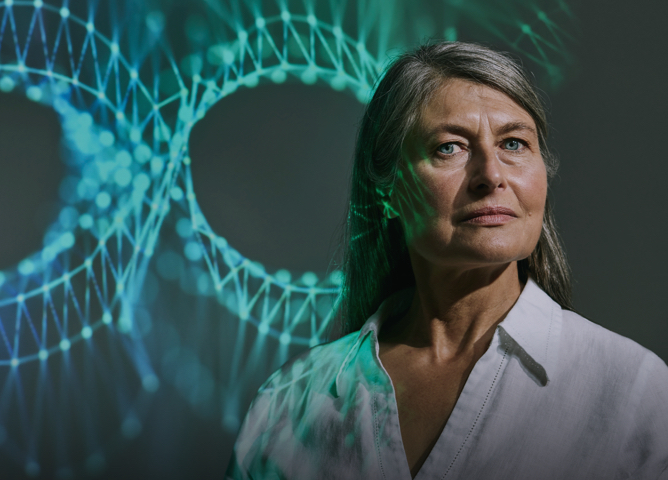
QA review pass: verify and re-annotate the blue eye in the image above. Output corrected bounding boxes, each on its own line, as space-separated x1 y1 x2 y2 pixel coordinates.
504 139 521 151
437 143 458 155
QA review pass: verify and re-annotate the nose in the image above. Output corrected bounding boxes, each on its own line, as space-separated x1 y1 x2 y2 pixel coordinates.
468 145 506 195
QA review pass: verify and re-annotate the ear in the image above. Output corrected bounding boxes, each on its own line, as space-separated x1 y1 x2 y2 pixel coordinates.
376 186 399 219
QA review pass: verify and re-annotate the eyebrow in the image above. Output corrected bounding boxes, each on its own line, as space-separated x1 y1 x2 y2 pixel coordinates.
424 121 538 139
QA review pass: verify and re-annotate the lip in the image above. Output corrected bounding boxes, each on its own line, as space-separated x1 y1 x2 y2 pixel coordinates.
461 206 518 225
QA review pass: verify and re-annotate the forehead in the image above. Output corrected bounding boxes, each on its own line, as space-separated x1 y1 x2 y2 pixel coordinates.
418 78 536 134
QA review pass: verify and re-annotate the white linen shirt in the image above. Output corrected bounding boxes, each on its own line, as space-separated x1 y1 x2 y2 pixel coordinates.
226 279 668 479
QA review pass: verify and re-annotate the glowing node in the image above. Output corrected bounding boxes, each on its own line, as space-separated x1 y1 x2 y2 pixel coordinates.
10 358 18 367
59 339 71 351
521 24 532 34
81 326 93 339
170 187 184 201
255 17 265 29
258 323 269 335
116 282 124 293
59 7 69 18
333 26 342 38
17 62 25 73
184 241 202 261
0 76 14 92
142 374 160 392
16 294 24 303
4 0 12 7
115 111 125 121
95 191 111 209
279 332 291 345
130 69 138 79
18 259 35 276
33 0 41 7
26 85 42 101
300 67 317 85
86 22 94 33
79 214 93 229
85 258 92 268
271 69 287 84
301 272 318 286
102 312 112 325
281 11 290 22
110 43 119 54
275 269 291 284
307 14 317 26
114 168 132 187
99 130 114 146
38 350 48 361
238 30 248 43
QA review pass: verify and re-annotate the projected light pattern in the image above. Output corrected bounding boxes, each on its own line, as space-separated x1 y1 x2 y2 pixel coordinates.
0 0 575 475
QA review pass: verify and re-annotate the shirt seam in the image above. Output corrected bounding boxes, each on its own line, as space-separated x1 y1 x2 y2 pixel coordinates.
373 393 387 480
441 345 509 479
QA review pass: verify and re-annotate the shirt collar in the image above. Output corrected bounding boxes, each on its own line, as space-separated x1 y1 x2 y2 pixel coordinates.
334 278 562 397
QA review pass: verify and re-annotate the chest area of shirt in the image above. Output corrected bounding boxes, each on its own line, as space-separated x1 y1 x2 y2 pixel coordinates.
379 352 480 476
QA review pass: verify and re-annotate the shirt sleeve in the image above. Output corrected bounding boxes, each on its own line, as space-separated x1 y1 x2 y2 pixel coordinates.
621 352 668 479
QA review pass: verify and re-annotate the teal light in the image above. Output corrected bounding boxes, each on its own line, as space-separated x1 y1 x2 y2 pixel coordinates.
0 0 576 475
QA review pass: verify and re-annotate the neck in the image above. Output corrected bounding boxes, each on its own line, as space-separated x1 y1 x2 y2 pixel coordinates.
382 255 523 361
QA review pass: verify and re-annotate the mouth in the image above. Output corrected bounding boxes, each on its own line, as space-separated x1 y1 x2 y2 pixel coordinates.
461 206 518 225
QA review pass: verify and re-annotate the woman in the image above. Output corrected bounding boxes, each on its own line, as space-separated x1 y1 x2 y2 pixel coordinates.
226 42 668 479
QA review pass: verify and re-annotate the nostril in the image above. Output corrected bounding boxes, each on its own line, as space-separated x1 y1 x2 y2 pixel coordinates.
0 92 64 270
188 83 364 273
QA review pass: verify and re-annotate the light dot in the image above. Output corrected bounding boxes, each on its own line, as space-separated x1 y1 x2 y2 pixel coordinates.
150 157 164 175
10 358 18 367
307 14 316 26
59 232 75 249
271 69 287 84
102 312 112 324
279 332 291 345
38 350 48 361
238 30 248 42
133 173 150 191
258 323 269 335
59 7 69 18
142 374 160 392
110 43 119 54
79 214 93 229
115 111 125 121
170 186 184 201
95 191 111 209
26 85 42 101
521 23 532 34
333 26 342 37
130 69 138 79
99 130 114 146
17 294 24 303
255 17 265 29
85 258 92 268
18 259 35 276
59 339 71 351
281 11 290 22
4 0 12 6
0 76 15 92
81 326 93 339
275 269 291 284
184 241 202 261
33 0 42 7
114 168 132 187
301 271 318 286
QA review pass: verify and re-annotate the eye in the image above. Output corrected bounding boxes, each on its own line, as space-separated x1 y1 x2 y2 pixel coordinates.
436 142 462 155
502 139 523 151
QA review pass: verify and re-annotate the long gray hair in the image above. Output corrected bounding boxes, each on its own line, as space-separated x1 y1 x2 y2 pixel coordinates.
335 41 572 338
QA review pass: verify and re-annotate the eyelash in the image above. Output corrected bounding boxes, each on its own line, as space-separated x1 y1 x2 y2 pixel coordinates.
436 138 528 156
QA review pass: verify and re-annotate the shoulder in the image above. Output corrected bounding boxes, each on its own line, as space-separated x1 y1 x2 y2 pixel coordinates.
559 308 668 382
257 331 360 397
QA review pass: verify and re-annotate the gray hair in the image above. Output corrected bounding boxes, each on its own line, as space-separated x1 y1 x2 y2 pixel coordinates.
335 41 572 337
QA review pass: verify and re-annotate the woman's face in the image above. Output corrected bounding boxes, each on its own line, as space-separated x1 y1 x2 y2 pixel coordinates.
388 78 547 271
